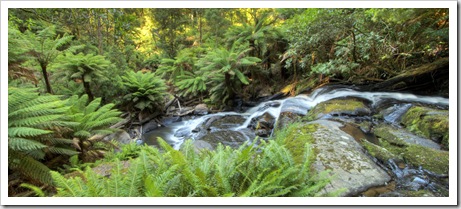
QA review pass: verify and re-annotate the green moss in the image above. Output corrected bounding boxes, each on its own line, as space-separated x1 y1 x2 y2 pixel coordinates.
362 140 401 162
403 144 449 175
401 106 449 149
305 98 368 121
275 123 318 164
373 125 406 146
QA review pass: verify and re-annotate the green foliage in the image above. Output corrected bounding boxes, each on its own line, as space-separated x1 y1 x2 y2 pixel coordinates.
19 183 46 197
195 43 261 107
54 52 111 100
120 71 167 113
104 142 143 161
8 87 78 185
175 71 207 97
23 25 83 94
52 136 331 197
65 94 123 162
8 21 38 85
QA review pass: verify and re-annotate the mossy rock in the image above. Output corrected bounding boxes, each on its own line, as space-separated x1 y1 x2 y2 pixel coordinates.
276 123 318 164
403 144 449 175
362 140 402 163
401 106 449 149
373 125 407 146
378 140 448 175
306 97 371 121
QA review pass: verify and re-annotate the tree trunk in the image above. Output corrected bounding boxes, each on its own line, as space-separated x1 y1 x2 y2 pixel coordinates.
225 73 234 106
97 10 103 54
82 76 94 101
40 63 53 94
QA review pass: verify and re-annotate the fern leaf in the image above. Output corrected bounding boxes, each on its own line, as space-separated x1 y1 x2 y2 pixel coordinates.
8 137 47 151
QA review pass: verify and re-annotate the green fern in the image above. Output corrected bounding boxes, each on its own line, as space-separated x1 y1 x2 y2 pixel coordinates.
8 87 77 185
65 94 122 162
53 132 332 197
120 71 167 113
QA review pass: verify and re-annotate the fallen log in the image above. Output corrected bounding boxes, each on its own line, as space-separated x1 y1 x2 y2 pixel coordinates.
369 57 449 95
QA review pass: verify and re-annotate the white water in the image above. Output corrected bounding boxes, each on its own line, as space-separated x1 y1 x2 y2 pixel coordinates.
143 87 449 149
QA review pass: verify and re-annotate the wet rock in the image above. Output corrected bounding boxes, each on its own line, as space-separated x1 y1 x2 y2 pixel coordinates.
257 101 281 112
306 97 371 121
142 120 161 134
274 112 302 131
361 140 402 163
380 103 413 124
280 97 310 115
197 130 250 149
255 129 270 137
105 130 134 144
282 120 391 197
174 127 191 138
206 115 247 130
161 116 181 125
401 106 449 149
374 124 441 150
403 144 448 175
194 104 209 115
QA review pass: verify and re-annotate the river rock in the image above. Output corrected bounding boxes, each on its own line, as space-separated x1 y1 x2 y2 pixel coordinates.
374 124 441 150
206 115 247 130
274 112 302 131
400 106 449 149
194 104 209 115
197 130 249 149
105 130 134 144
287 120 391 196
306 97 371 121
142 120 161 134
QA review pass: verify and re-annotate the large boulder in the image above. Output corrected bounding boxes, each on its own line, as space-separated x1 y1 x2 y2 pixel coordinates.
306 97 371 121
197 130 250 149
400 106 449 149
372 124 449 175
281 120 391 197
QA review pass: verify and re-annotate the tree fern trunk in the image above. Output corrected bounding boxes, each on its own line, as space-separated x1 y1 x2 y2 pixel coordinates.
82 76 94 101
225 73 234 107
40 63 53 94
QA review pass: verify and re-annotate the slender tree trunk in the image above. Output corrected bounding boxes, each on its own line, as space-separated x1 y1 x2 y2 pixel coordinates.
97 10 103 54
40 63 53 94
225 73 234 106
351 29 357 63
81 76 94 101
198 10 202 44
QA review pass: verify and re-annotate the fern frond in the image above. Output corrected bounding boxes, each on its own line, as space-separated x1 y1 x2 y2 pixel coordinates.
8 137 47 151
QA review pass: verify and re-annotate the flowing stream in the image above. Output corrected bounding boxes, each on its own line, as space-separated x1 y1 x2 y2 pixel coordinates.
141 86 449 197
143 86 448 149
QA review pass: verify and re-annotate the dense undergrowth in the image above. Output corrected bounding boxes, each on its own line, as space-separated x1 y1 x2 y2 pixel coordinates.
51 130 332 197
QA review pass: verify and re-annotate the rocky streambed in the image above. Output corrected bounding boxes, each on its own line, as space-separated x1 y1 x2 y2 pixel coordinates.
114 86 450 197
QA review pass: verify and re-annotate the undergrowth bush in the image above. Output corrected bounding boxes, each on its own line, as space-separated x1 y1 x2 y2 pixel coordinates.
51 137 332 197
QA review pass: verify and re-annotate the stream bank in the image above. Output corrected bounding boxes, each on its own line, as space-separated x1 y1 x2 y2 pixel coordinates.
112 85 450 197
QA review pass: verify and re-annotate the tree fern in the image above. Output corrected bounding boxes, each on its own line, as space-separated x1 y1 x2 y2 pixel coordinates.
120 71 167 114
8 87 77 185
65 94 122 162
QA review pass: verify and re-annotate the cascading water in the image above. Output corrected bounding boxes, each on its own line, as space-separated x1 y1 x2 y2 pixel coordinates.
142 86 449 149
